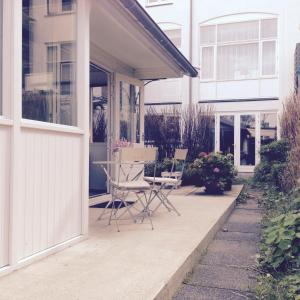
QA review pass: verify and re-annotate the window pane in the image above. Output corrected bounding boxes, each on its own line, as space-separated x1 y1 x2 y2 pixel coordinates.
0 0 2 115
240 115 256 166
201 47 214 79
261 19 277 39
22 0 77 126
47 0 60 14
164 29 181 48
262 41 276 76
260 113 277 145
200 25 215 45
217 43 259 80
217 21 259 43
62 0 75 12
220 115 234 157
120 82 140 143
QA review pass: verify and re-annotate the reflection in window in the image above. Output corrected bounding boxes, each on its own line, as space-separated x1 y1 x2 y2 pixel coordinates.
220 115 234 157
22 0 77 126
91 87 107 143
120 82 140 143
47 0 76 15
260 113 277 145
240 115 256 166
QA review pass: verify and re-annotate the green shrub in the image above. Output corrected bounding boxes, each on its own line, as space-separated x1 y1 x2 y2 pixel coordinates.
260 211 300 273
254 140 291 188
256 273 300 300
254 161 272 183
260 139 290 163
191 152 236 194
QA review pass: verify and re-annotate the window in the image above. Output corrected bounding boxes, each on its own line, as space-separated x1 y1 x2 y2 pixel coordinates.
47 0 76 15
164 29 181 48
147 0 172 6
260 113 277 145
200 18 277 80
201 47 214 79
0 0 2 115
22 0 77 126
217 43 259 80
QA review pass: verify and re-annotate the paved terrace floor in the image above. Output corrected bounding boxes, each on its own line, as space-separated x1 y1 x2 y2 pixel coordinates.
0 185 242 300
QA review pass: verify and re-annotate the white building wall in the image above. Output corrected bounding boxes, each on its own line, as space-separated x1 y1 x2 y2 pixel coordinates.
140 0 300 112
138 0 191 106
17 128 82 260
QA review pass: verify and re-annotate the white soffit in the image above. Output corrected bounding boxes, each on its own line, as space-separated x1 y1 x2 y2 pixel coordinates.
90 0 185 79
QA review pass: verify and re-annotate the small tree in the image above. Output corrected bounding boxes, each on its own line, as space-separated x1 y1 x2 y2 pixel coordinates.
182 104 215 161
280 93 300 191
145 105 181 160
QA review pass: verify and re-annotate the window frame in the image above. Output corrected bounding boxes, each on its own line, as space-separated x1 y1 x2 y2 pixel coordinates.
47 0 76 16
199 18 278 82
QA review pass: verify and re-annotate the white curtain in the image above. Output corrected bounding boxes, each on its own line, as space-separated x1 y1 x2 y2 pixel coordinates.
261 19 277 39
0 0 2 114
201 46 214 79
217 21 259 43
262 41 276 75
217 43 259 80
200 25 216 45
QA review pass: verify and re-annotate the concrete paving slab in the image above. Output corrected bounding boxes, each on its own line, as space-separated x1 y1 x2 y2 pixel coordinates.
188 264 257 292
173 285 254 300
226 221 261 234
0 186 242 300
237 200 263 210
200 240 258 267
227 210 262 223
216 231 260 242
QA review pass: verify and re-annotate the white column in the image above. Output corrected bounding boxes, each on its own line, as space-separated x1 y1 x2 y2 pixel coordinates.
77 0 90 236
9 0 23 266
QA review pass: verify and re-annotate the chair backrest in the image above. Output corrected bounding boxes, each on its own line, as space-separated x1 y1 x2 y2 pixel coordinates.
174 149 188 161
119 147 158 163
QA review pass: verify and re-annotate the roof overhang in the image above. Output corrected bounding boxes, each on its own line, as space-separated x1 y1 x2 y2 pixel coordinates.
90 0 198 80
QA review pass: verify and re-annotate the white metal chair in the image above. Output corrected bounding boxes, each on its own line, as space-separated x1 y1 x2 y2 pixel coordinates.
144 149 188 216
93 147 158 231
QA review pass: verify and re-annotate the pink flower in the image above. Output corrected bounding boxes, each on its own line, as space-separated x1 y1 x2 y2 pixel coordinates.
199 152 207 158
213 167 220 173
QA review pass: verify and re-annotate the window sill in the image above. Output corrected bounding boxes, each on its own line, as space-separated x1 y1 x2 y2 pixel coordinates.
146 1 173 7
45 11 75 17
0 118 13 127
200 76 278 83
21 119 84 135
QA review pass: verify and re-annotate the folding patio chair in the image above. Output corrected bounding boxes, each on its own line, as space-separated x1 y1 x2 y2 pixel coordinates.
93 147 157 232
144 149 188 216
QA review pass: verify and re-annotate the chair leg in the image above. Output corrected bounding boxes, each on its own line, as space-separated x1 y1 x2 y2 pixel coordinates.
159 189 181 216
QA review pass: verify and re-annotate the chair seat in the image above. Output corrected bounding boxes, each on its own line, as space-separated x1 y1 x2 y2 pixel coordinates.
112 180 151 190
144 176 179 184
161 171 182 178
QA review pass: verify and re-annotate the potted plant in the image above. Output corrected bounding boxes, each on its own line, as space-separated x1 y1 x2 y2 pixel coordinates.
192 152 236 194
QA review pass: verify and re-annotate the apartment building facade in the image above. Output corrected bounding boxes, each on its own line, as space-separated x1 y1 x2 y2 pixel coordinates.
139 0 300 172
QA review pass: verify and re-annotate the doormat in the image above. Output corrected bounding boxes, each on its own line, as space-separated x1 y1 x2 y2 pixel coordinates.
91 200 135 209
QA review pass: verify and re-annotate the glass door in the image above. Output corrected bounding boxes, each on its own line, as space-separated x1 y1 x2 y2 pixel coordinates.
89 64 110 199
239 114 257 171
219 115 235 158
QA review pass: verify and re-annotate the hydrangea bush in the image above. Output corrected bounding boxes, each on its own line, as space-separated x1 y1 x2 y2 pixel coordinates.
192 152 236 194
